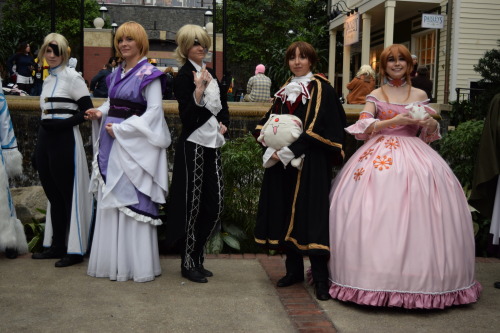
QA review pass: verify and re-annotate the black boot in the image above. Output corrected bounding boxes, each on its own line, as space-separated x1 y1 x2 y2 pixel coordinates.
55 254 84 267
277 274 304 287
181 267 208 283
32 247 65 259
196 265 213 277
5 248 18 259
314 281 331 301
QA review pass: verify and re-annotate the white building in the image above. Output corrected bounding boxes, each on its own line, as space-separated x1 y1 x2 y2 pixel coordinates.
328 0 500 103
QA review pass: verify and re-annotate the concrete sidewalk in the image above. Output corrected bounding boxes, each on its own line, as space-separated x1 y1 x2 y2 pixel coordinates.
0 254 499 333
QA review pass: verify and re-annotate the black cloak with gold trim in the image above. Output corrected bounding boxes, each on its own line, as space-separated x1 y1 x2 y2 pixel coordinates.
253 74 346 255
469 93 500 219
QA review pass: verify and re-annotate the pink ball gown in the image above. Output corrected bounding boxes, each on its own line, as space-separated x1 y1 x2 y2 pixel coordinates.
328 95 482 309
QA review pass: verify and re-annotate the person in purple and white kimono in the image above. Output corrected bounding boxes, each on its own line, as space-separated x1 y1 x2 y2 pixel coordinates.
85 21 171 282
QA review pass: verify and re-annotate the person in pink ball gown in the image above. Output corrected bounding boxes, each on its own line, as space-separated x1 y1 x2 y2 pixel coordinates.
328 44 482 309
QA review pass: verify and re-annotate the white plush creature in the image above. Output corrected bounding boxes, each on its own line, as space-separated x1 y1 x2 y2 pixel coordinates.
405 103 428 120
257 114 305 169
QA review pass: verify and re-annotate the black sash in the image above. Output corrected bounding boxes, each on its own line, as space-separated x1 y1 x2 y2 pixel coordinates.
108 98 146 119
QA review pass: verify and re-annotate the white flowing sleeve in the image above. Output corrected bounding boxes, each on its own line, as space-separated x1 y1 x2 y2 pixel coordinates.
111 78 172 203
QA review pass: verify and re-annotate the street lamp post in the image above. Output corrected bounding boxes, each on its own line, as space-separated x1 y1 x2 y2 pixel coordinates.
221 0 229 94
51 0 56 32
204 9 215 73
100 2 108 20
80 0 84 73
111 22 118 57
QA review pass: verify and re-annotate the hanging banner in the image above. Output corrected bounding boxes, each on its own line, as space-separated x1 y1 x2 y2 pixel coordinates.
344 13 359 46
422 14 444 29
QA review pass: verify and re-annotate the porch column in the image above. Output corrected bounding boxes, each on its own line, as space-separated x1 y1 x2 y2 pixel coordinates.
384 0 396 48
328 29 337 86
361 13 372 66
342 44 351 100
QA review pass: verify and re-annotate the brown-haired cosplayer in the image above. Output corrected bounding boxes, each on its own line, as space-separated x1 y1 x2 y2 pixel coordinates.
327 44 481 309
253 41 346 300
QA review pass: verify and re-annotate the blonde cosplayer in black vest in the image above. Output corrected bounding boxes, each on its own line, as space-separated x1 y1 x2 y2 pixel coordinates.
167 24 230 283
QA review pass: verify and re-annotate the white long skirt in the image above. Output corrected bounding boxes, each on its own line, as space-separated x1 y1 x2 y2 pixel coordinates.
87 190 161 282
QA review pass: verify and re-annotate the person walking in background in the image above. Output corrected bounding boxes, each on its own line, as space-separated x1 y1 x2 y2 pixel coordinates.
85 21 170 282
253 41 346 301
244 64 271 102
31 51 47 97
346 65 376 104
89 63 112 98
108 56 118 72
328 44 481 309
31 33 93 268
411 65 433 100
67 47 77 69
163 66 175 100
167 24 229 284
0 79 28 259
7 42 35 93
410 54 418 77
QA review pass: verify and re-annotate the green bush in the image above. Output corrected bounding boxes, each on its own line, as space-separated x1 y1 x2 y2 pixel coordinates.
448 100 482 127
439 120 492 256
213 133 265 253
439 120 484 189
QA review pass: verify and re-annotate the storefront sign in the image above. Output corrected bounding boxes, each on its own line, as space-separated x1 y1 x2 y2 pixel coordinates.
422 14 444 29
344 13 359 46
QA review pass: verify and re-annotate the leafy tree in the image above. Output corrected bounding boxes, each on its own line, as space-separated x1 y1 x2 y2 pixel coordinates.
473 40 500 116
0 0 100 77
218 0 330 92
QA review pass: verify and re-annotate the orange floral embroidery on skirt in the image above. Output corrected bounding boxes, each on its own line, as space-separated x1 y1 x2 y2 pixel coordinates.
358 148 374 161
373 155 393 171
353 168 365 181
375 136 385 143
385 138 400 150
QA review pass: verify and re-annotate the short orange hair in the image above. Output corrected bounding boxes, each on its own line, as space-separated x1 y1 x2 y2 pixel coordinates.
378 44 413 82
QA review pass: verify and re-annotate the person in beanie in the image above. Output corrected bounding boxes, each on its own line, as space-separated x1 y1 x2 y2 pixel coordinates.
244 64 272 102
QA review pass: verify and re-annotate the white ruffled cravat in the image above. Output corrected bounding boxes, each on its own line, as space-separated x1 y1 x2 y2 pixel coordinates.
274 72 313 104
196 71 222 115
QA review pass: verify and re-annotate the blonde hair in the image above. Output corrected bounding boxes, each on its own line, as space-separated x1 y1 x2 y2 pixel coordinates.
356 65 375 79
114 21 149 59
174 24 211 65
39 33 70 66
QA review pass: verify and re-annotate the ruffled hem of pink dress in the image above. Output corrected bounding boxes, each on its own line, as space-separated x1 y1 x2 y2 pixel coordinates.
328 281 482 309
